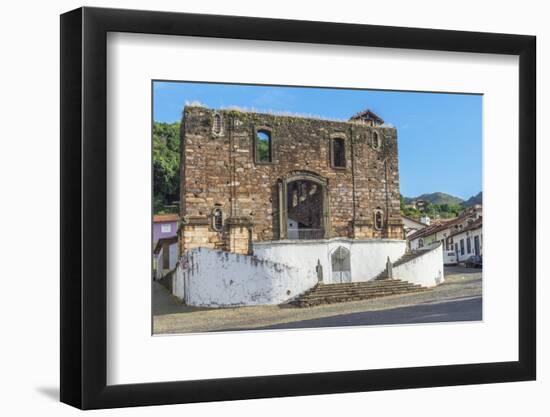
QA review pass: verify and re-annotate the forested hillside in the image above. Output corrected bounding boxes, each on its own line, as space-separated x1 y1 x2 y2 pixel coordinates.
403 192 464 206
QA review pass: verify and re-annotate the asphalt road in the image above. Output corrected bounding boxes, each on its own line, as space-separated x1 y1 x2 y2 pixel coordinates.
154 266 482 334
252 296 482 330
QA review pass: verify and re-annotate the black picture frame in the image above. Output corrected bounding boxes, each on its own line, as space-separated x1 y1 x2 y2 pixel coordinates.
60 6 536 410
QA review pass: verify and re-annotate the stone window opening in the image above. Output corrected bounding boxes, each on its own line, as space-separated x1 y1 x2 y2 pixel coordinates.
212 113 223 136
418 238 424 248
212 207 223 232
374 209 384 231
255 129 272 163
330 137 346 168
372 131 381 150
292 189 298 207
281 173 329 240
300 182 307 202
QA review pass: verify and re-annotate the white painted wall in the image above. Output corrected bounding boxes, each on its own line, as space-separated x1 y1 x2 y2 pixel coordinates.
253 238 407 284
154 248 163 280
452 228 483 262
171 239 408 307
393 245 445 287
172 247 318 307
154 242 178 280
169 243 178 270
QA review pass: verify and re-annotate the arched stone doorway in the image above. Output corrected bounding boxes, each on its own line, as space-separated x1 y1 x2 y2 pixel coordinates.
331 246 351 283
278 172 329 240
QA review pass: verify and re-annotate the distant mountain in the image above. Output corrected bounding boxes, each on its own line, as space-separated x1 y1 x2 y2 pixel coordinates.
403 192 464 206
462 192 483 207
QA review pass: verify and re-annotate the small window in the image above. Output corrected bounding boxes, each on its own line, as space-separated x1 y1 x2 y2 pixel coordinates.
256 130 272 162
161 224 171 233
331 137 346 168
212 113 222 135
372 131 381 149
374 209 384 230
460 239 465 255
467 237 472 253
418 238 424 248
212 208 223 231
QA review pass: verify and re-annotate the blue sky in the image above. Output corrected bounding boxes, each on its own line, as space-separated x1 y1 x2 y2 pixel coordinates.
153 81 482 200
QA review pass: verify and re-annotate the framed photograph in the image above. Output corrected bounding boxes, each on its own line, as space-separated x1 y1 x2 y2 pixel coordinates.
60 6 536 409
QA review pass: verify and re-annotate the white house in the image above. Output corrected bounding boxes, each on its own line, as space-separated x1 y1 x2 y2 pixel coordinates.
408 205 482 250
447 217 483 263
402 215 428 238
407 205 482 265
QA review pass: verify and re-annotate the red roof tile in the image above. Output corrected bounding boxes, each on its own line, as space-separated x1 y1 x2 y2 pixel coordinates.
153 213 179 223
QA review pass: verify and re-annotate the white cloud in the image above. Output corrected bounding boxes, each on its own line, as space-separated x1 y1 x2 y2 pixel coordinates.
184 100 207 107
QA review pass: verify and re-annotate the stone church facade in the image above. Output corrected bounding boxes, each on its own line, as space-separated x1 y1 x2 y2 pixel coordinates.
179 105 404 255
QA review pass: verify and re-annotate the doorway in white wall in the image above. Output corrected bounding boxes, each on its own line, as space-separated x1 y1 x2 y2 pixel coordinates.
331 246 351 283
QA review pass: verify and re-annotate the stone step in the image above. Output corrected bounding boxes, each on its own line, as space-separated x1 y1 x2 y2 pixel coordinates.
316 279 407 289
303 279 420 291
309 284 422 295
297 289 428 304
295 288 428 307
300 285 426 297
292 279 430 307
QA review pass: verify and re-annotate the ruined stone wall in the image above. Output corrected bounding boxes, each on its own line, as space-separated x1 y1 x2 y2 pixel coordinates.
287 181 323 228
180 106 402 252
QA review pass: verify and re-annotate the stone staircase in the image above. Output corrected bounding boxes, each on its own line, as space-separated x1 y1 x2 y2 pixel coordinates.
374 250 428 280
291 279 429 308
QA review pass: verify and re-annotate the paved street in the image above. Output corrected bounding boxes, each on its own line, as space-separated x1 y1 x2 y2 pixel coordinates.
253 296 481 330
153 266 482 334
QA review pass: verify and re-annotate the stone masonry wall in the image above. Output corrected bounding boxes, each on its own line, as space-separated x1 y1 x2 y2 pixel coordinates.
180 106 402 252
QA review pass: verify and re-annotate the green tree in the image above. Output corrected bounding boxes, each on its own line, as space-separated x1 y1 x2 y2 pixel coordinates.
153 122 181 213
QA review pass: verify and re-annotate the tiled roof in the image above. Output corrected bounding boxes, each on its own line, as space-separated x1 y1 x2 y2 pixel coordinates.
448 217 482 238
349 109 384 124
407 223 446 241
402 215 427 227
153 213 179 223
408 213 482 241
407 216 465 241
